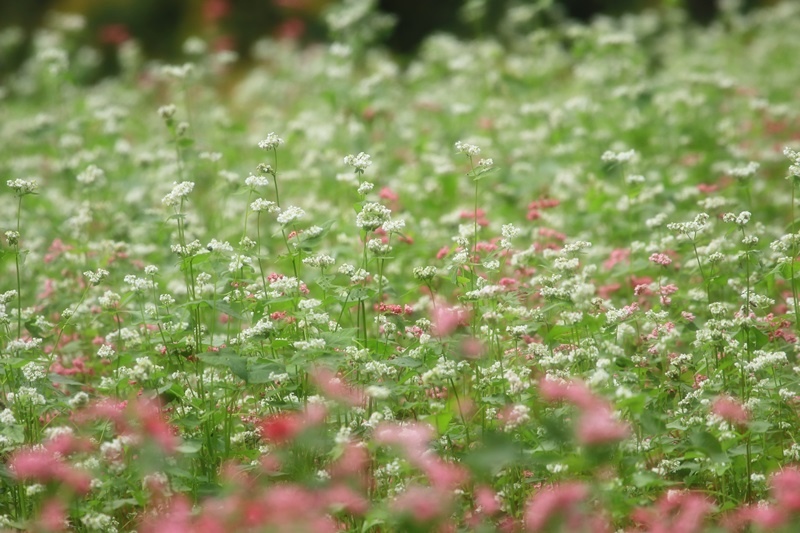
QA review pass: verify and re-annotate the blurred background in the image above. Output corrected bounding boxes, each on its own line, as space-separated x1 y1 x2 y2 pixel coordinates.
0 0 787 76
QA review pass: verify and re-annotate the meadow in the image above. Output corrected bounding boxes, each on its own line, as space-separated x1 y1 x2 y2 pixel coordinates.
3 1 800 531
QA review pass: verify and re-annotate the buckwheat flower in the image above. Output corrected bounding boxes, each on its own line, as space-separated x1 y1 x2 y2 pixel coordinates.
344 152 372 172
21 362 45 382
601 149 637 163
366 385 391 399
728 161 759 179
6 178 38 196
258 132 284 151
784 146 800 177
649 253 672 266
413 266 437 281
244 174 270 189
742 235 758 246
159 294 175 306
382 219 405 233
161 181 194 207
277 205 305 225
478 158 494 167
365 238 392 256
0 291 17 305
250 198 277 212
455 140 480 156
302 253 335 268
157 104 177 119
524 482 589 532
81 512 118 532
501 404 531 432
123 275 153 294
228 254 253 272
162 63 193 79
356 202 391 231
97 344 116 360
711 396 749 426
0 408 16 425
76 164 105 185
83 268 109 285
5 231 19 246
357 181 374 196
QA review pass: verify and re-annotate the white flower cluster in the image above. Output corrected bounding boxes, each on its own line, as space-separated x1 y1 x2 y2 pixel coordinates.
666 213 710 237
743 350 787 373
161 181 195 207
258 132 284 151
302 253 335 268
344 152 372 172
81 512 118 533
76 164 105 185
237 318 274 343
722 211 751 226
784 146 800 177
250 198 279 213
728 161 759 179
21 362 46 382
83 268 109 285
6 387 46 406
228 254 253 273
601 149 637 163
413 266 437 281
245 174 270 187
455 140 480 156
356 202 392 231
277 205 305 225
6 178 38 195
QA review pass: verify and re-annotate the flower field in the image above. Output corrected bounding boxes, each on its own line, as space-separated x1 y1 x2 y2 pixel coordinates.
3 2 800 531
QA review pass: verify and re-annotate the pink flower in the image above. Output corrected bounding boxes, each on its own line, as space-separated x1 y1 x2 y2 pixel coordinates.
432 304 469 336
723 503 786 532
475 485 501 515
9 448 90 493
649 252 673 266
374 421 434 460
631 491 712 533
538 378 597 411
324 484 369 515
36 498 68 531
419 457 469 490
603 248 630 270
576 407 629 445
711 396 749 426
771 467 800 511
524 482 589 532
259 412 303 445
391 486 450 523
329 441 369 482
310 366 365 407
135 397 178 453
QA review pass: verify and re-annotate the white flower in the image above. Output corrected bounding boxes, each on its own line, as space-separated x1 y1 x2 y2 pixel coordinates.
162 181 195 207
277 205 305 225
83 268 109 285
344 152 372 172
455 140 480 156
245 174 270 188
258 133 284 151
250 198 278 212
6 179 38 195
356 202 391 231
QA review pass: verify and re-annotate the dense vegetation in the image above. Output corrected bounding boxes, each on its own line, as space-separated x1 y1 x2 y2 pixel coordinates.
2 2 800 531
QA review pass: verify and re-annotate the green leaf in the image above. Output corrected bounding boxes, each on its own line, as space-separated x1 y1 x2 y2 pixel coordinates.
175 441 202 454
749 420 771 434
422 412 452 434
390 357 422 368
689 429 727 463
197 352 248 381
